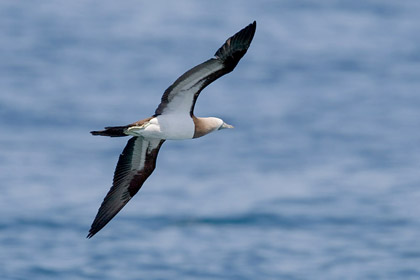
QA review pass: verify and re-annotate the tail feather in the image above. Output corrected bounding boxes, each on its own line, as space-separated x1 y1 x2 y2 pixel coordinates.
90 126 129 137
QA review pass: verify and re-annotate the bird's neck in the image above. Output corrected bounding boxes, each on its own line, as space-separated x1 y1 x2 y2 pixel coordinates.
192 116 219 138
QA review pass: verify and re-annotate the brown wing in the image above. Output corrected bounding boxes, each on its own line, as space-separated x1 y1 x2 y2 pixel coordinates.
154 21 256 117
87 136 165 238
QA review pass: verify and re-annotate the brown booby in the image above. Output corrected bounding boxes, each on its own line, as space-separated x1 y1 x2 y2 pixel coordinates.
87 21 256 238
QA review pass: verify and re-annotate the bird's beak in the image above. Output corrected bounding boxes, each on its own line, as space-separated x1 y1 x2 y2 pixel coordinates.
219 122 234 130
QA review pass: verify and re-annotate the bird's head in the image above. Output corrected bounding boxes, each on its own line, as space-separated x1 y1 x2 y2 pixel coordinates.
193 117 234 138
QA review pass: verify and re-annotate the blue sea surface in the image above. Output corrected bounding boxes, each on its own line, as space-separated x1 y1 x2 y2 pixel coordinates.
2 0 420 279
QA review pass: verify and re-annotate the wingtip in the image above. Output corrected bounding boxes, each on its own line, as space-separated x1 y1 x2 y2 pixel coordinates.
214 21 256 68
86 228 98 239
86 227 96 238
246 20 257 39
249 20 257 30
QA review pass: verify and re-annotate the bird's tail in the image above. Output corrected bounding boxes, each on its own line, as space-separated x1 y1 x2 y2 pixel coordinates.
90 125 129 137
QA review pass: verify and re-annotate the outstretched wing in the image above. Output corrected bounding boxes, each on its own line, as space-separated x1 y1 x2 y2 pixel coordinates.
154 21 256 117
87 136 165 238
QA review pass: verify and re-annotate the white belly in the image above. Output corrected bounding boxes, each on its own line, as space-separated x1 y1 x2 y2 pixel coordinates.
127 115 194 140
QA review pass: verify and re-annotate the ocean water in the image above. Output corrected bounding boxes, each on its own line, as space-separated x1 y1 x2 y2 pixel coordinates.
2 0 420 279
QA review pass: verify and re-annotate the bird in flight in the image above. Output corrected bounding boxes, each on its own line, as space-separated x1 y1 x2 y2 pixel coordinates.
88 21 256 238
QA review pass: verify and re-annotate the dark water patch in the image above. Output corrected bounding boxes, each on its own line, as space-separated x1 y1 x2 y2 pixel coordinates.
394 269 420 278
334 1 403 17
0 104 95 129
120 212 412 232
27 267 58 277
399 250 420 259
0 216 87 235
264 196 337 206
